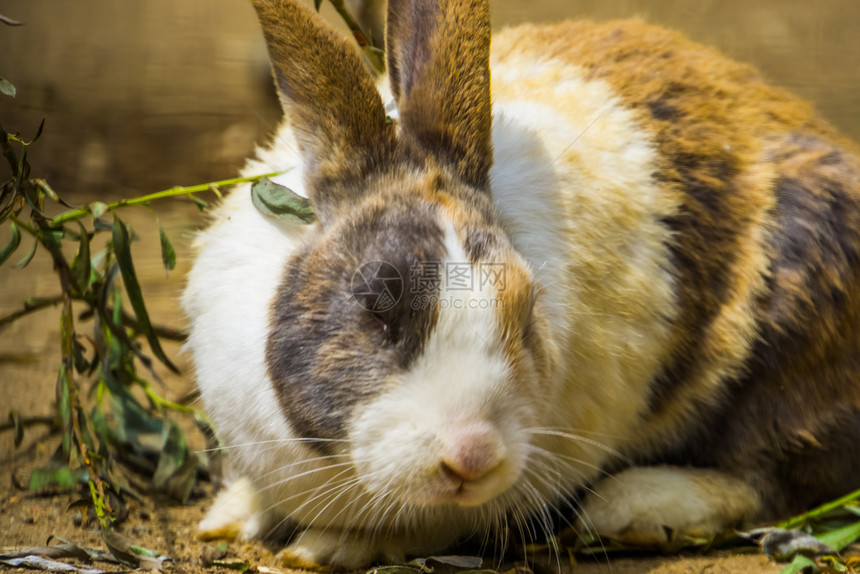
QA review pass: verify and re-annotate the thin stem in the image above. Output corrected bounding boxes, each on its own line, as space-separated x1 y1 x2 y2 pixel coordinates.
139 378 196 415
0 295 65 329
777 487 860 529
8 213 38 237
49 171 283 227
0 415 55 434
326 0 385 73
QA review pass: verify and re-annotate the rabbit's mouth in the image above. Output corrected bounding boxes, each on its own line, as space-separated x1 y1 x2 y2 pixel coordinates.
446 468 516 508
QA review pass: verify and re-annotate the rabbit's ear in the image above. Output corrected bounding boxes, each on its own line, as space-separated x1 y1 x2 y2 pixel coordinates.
386 0 493 191
251 0 396 222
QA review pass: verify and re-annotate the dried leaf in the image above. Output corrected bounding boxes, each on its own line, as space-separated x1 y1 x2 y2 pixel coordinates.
408 556 485 571
102 530 168 571
427 556 484 569
251 177 315 224
0 13 23 26
88 201 109 218
211 560 252 571
369 566 422 574
0 556 106 574
36 178 60 201
8 410 24 447
760 528 835 561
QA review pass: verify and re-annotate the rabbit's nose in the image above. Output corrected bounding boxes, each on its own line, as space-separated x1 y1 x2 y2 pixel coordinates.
438 423 507 483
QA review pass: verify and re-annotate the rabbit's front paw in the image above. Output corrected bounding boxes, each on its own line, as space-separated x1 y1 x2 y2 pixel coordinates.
578 466 760 546
199 477 283 542
281 528 406 570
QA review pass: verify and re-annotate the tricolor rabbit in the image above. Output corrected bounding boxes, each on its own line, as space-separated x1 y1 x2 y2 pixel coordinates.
182 0 860 567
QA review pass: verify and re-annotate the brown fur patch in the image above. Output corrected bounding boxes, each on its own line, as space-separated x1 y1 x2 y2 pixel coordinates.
387 0 493 191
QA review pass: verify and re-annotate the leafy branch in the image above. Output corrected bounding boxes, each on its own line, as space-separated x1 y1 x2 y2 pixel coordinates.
1 118 274 528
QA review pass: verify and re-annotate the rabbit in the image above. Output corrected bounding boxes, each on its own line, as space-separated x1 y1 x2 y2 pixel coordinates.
181 0 860 568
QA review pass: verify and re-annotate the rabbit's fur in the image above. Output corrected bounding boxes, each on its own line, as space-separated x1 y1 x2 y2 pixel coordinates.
182 0 860 567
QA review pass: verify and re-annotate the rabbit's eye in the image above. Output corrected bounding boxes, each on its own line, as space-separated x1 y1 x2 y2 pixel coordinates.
370 311 396 347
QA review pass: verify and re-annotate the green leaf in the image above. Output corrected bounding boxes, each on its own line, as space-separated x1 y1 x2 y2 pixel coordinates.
71 222 91 291
314 0 323 10
0 221 21 265
153 420 198 503
56 362 72 456
816 519 860 553
153 420 187 488
190 194 207 211
157 222 176 272
72 338 90 374
30 116 46 145
251 177 315 224
107 384 164 447
0 75 15 97
15 239 37 268
28 466 85 490
778 554 820 574
111 217 178 373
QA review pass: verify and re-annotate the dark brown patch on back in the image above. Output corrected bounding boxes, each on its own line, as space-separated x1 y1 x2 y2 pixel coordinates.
650 133 860 515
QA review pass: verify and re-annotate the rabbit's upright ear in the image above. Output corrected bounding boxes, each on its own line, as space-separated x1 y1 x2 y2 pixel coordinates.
250 0 396 222
386 0 493 191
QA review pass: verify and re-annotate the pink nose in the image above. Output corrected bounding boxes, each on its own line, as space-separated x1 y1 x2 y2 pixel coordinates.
438 423 506 483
